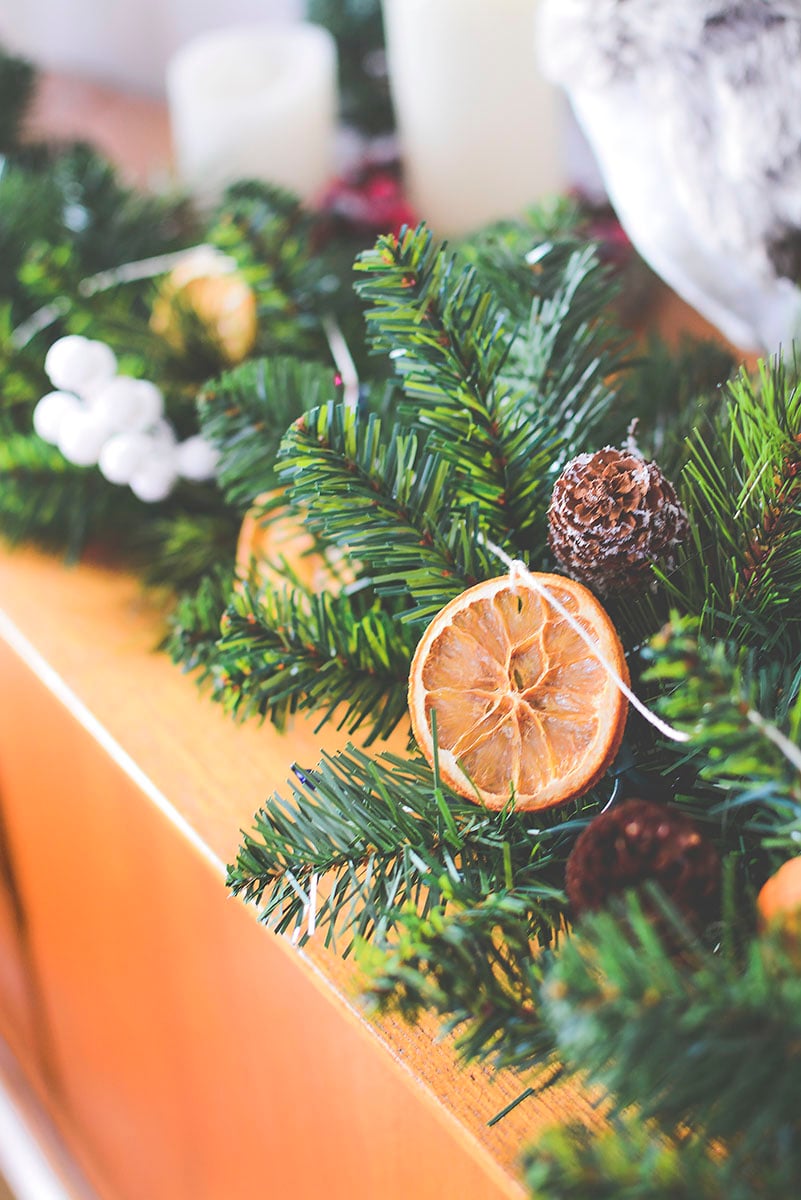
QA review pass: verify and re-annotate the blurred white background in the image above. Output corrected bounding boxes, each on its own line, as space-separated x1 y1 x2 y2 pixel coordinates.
0 0 304 95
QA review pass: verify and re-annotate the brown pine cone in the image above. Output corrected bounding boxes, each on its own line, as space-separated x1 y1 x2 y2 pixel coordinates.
565 798 720 930
548 447 688 594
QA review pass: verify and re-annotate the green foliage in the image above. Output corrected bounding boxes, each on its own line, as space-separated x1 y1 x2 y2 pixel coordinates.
0 432 141 558
365 887 559 1070
354 226 625 550
279 399 497 622
669 360 801 650
456 197 586 318
643 615 801 857
541 894 801 1179
525 1119 735 1200
130 506 241 593
208 182 335 361
198 355 340 509
213 581 414 740
307 0 392 134
620 334 736 477
228 744 573 959
0 46 36 154
164 566 234 690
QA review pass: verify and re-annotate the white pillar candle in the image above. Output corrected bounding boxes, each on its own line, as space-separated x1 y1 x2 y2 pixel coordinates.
166 22 337 207
381 0 566 236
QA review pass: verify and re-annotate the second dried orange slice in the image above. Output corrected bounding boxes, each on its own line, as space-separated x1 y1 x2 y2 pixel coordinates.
408 573 629 811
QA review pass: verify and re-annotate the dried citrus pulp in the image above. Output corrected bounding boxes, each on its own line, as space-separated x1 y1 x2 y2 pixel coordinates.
408 573 630 811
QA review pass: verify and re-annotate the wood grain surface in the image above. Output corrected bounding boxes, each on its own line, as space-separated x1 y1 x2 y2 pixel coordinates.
0 545 609 1200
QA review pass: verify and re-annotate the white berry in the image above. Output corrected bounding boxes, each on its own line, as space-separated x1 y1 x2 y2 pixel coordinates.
147 417 177 447
176 435 220 482
98 433 153 485
57 409 113 467
32 390 83 444
44 336 117 396
90 377 163 433
129 445 179 503
90 377 160 433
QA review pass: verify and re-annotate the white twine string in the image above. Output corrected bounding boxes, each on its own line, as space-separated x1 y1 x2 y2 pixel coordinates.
481 535 690 744
288 870 320 944
11 244 235 349
322 314 360 411
307 871 319 938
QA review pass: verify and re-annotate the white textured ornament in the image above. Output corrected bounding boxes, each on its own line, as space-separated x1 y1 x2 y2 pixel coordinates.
90 377 162 433
147 417 178 447
176 435 220 482
44 336 117 396
57 408 113 467
538 0 801 352
90 377 164 433
32 390 83 445
129 446 179 503
98 432 154 486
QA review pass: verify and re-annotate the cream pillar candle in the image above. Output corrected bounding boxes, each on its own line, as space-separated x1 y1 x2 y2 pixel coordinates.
166 22 337 207
382 0 565 236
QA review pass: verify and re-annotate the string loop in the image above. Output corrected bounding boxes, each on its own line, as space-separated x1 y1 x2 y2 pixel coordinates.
482 536 690 745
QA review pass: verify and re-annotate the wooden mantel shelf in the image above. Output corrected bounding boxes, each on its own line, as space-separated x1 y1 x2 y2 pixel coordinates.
0 545 601 1200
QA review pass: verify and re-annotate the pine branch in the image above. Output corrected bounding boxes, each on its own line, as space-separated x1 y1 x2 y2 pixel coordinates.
229 745 574 955
456 198 586 322
278 399 499 623
198 355 340 509
525 1117 743 1200
208 182 332 361
164 566 235 690
354 225 626 550
669 359 801 653
0 433 141 558
213 581 414 741
354 225 519 539
130 506 241 593
364 886 561 1070
618 333 736 478
643 616 801 856
28 143 192 282
497 241 628 547
541 892 801 1173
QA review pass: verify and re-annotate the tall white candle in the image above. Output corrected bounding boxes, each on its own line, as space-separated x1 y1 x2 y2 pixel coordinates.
166 22 337 207
381 0 566 236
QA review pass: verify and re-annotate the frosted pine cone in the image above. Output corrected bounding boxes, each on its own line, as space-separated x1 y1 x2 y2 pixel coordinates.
548 447 688 594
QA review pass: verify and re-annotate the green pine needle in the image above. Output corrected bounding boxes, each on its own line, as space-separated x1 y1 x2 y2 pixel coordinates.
199 355 340 509
279 399 500 623
542 892 801 1169
229 744 575 958
213 580 414 741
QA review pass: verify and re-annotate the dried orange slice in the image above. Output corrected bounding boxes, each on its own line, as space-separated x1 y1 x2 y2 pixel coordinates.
408 573 629 811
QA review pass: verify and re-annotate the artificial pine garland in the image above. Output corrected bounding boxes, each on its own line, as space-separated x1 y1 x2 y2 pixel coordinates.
1 43 800 1200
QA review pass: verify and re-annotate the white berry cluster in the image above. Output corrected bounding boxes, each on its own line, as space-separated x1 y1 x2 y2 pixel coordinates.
33 335 220 503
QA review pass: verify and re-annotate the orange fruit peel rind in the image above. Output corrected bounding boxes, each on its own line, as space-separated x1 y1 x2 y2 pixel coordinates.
408 573 630 811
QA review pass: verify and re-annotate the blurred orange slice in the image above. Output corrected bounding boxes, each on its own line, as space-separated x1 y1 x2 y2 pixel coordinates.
236 490 353 596
151 249 257 365
408 573 629 811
